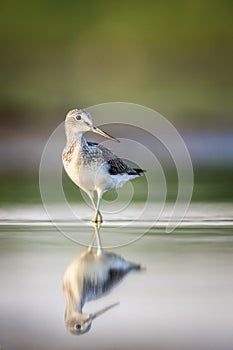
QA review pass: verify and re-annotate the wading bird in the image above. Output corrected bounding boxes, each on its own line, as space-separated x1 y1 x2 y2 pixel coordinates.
63 224 141 335
62 108 145 223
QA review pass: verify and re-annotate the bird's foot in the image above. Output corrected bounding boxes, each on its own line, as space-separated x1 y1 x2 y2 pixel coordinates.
92 211 103 224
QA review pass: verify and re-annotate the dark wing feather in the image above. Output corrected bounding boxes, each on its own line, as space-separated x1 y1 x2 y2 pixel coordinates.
87 141 145 176
81 254 141 304
87 141 98 147
107 158 142 175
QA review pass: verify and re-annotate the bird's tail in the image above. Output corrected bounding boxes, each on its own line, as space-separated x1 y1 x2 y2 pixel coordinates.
133 168 146 176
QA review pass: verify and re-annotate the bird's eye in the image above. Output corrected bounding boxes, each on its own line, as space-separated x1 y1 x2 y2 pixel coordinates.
75 323 81 330
76 115 81 121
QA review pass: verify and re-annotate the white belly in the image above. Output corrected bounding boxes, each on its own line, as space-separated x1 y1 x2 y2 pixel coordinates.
63 147 139 194
64 159 114 194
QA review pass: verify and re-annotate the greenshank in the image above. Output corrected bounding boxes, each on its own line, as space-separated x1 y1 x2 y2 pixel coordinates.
62 108 145 223
63 223 141 335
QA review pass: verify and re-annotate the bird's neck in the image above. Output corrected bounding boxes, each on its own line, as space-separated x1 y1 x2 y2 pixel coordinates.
65 127 87 149
65 293 83 316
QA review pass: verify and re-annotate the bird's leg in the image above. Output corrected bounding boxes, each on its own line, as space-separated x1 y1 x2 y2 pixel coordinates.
88 191 101 223
92 191 102 223
87 232 96 252
93 222 103 255
88 191 97 210
92 211 102 223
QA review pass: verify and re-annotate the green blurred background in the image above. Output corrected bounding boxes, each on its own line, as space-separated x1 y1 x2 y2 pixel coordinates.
1 0 233 204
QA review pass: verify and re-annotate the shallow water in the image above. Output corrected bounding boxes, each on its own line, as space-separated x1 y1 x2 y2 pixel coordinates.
0 203 233 350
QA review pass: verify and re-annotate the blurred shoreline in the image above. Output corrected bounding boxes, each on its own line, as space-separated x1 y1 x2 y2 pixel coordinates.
0 130 232 172
1 1 232 204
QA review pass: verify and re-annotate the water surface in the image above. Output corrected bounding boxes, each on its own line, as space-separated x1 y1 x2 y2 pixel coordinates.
0 203 233 350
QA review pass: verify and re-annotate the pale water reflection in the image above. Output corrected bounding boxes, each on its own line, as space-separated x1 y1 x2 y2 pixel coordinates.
0 204 233 350
63 223 141 335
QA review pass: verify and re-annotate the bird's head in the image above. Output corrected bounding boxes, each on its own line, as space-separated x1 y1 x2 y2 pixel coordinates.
65 302 119 335
65 108 119 142
65 311 93 335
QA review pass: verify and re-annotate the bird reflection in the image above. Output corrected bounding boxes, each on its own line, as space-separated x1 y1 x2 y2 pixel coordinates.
63 223 142 335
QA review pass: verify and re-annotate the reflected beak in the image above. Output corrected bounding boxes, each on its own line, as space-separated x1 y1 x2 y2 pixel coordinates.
89 302 120 321
92 127 120 142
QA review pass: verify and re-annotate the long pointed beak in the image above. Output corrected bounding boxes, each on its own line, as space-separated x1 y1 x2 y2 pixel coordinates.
89 302 120 321
92 127 120 142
